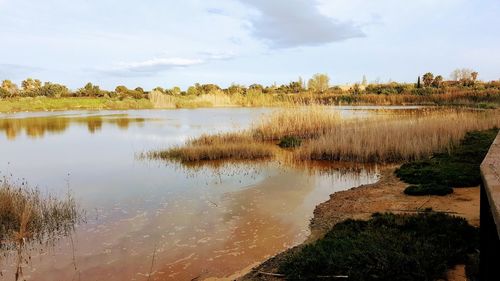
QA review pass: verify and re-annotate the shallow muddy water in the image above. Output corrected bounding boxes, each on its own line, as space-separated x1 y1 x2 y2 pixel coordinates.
0 107 406 280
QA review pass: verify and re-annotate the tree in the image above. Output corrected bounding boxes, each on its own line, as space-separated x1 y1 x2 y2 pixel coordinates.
417 76 421 88
77 82 102 97
1 80 19 97
432 75 443 88
21 78 42 96
227 84 245 95
152 86 165 93
187 86 199 96
471 72 478 83
307 73 330 93
422 72 434 87
39 82 69 97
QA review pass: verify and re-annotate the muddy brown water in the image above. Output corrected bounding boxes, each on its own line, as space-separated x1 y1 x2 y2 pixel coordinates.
0 107 420 280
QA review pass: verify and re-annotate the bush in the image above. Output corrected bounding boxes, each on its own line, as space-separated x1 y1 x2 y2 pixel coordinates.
278 136 302 148
396 129 498 191
279 212 479 281
404 184 453 196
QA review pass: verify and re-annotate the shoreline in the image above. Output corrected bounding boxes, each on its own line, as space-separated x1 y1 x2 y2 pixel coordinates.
236 166 480 281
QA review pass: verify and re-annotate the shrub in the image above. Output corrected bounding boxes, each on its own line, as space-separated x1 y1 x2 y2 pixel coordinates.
279 212 479 281
278 136 302 148
404 184 453 196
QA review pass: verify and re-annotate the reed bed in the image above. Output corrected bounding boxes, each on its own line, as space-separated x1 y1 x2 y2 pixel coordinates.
149 107 500 163
252 107 342 140
0 179 80 250
149 139 275 162
295 111 500 162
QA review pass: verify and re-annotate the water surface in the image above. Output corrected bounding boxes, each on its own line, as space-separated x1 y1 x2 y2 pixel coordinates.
0 108 389 280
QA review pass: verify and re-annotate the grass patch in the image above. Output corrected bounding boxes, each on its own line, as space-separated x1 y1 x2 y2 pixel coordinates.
148 143 275 162
0 179 80 250
396 129 498 195
278 136 302 148
0 97 152 112
404 184 453 196
279 212 479 281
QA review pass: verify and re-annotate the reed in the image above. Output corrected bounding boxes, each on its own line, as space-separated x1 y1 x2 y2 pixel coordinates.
149 107 500 163
0 179 80 250
295 110 500 162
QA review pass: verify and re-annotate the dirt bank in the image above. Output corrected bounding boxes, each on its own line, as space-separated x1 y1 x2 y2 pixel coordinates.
238 166 480 281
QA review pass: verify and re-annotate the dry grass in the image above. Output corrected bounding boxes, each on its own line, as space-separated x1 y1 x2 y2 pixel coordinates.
252 106 341 140
0 179 80 250
148 107 500 163
1 179 81 280
149 143 274 162
295 111 500 162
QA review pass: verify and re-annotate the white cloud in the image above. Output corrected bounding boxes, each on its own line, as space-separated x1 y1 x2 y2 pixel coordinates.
237 0 364 48
119 58 204 72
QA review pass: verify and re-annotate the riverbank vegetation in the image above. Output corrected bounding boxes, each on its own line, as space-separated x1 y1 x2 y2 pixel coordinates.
278 212 479 281
0 179 80 250
150 108 500 164
396 129 498 195
0 179 81 280
2 69 500 112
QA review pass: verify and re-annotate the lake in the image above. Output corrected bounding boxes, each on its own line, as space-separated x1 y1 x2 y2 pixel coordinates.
0 107 396 280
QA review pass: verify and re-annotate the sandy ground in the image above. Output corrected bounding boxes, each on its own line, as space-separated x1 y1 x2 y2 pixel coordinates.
237 166 480 281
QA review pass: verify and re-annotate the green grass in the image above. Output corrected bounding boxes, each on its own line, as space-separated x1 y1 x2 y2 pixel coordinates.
0 97 152 112
279 212 479 281
278 136 302 148
396 129 498 195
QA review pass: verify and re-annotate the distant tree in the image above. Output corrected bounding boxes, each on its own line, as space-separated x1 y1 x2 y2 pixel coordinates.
152 86 165 93
134 87 144 94
115 85 128 94
186 86 199 96
165 86 181 95
432 75 443 88
1 80 19 97
422 73 434 87
288 80 304 93
471 72 478 83
227 84 245 95
351 83 361 95
78 82 103 97
417 76 421 88
249 84 264 92
21 78 42 96
307 73 330 93
39 82 69 97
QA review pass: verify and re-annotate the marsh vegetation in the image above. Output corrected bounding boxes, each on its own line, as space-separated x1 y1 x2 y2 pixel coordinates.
149 107 500 164
279 212 479 281
0 179 81 280
397 129 498 195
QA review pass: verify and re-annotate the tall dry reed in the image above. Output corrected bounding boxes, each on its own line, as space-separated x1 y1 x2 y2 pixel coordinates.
294 110 500 162
148 107 500 163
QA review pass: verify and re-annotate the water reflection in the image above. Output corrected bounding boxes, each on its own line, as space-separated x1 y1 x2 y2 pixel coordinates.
0 115 146 140
0 108 394 280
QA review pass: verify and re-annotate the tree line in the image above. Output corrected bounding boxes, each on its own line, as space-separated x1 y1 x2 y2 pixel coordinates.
1 68 497 99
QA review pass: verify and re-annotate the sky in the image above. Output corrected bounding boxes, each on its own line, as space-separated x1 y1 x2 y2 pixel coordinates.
0 0 499 90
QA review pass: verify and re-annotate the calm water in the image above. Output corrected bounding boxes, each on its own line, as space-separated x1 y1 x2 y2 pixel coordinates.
0 107 391 280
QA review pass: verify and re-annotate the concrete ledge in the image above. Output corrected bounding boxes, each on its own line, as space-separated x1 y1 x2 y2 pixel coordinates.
481 130 500 238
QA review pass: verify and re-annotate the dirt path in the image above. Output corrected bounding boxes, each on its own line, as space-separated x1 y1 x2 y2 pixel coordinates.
238 166 480 281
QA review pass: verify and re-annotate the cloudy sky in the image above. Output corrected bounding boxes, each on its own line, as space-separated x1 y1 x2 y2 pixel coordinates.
0 0 498 90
